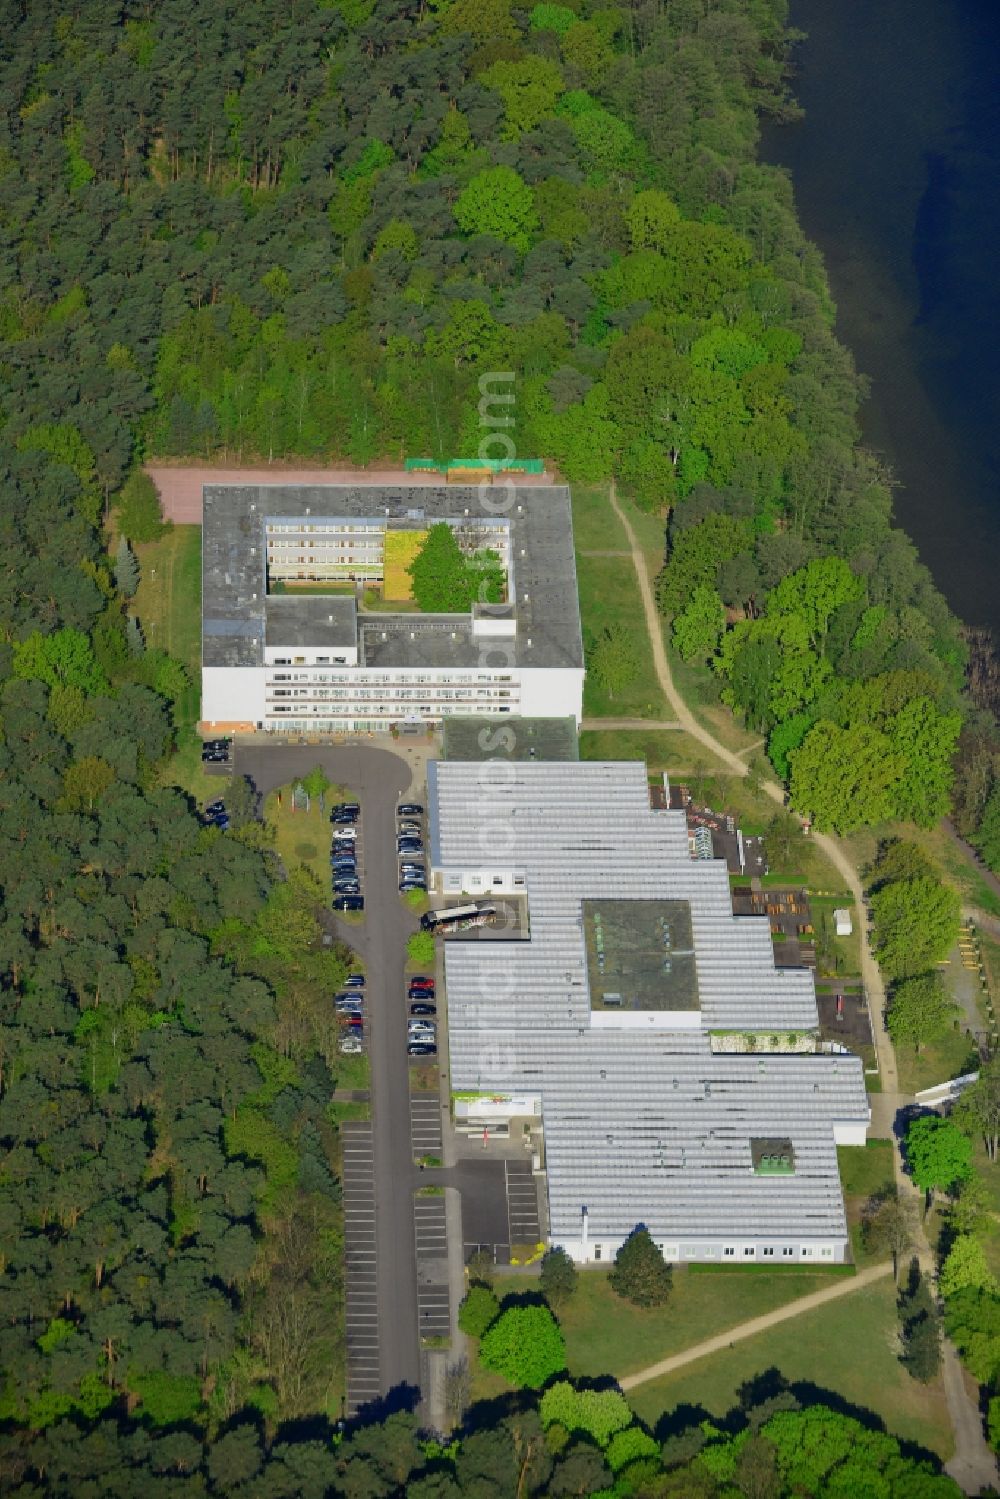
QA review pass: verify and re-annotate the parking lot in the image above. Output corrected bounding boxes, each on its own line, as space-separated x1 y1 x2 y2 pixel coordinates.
236 743 424 1402
341 1121 380 1415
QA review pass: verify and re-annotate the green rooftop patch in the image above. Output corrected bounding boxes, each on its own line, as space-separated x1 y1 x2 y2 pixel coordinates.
583 898 699 1013
752 1137 795 1175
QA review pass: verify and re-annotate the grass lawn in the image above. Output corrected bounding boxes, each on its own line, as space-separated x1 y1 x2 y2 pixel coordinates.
493 1265 854 1383
894 1025 978 1096
614 489 667 576
571 483 627 552
810 894 862 978
913 822 1000 919
838 1140 895 1263
579 727 724 772
264 786 350 887
272 579 357 595
132 525 202 682
576 552 669 719
624 1274 952 1460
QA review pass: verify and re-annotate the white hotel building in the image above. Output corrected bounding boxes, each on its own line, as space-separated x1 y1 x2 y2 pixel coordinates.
200 484 584 733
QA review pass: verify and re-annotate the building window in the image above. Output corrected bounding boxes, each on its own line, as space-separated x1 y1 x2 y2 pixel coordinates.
724 1247 735 1258
762 1247 774 1258
800 1247 812 1258
821 1247 833 1258
782 1247 794 1258
593 1246 601 1262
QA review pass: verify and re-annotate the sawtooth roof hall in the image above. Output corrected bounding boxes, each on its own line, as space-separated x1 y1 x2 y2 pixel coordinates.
428 760 870 1265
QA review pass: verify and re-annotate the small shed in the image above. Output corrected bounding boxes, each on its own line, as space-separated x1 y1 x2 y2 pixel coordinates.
833 908 853 937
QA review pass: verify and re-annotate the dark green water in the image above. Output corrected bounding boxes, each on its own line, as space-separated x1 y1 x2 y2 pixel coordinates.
763 0 1000 633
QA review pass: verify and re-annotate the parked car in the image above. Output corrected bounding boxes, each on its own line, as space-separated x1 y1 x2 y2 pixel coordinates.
409 977 434 990
397 821 422 836
339 1035 364 1055
408 1024 436 1040
334 882 361 896
333 896 365 912
343 1016 364 1030
409 1002 436 1016
331 857 357 871
397 841 423 855
332 803 360 816
201 748 229 763
336 1002 364 1017
205 800 225 817
407 1043 437 1057
408 987 435 1000
333 829 358 843
398 803 423 816
345 974 365 988
400 880 426 893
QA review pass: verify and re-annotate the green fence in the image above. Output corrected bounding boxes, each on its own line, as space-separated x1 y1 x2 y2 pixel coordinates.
404 457 545 474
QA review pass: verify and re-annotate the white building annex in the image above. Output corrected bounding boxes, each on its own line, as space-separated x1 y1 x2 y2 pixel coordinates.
428 759 870 1265
200 483 584 733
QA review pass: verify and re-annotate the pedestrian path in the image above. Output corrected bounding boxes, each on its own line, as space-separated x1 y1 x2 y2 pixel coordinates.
619 1263 892 1391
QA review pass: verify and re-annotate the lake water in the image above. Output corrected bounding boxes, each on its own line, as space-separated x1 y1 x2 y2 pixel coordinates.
763 0 1000 634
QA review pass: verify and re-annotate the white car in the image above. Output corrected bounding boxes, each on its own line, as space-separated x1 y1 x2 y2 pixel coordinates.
332 826 358 841
407 1021 436 1038
338 1035 364 1054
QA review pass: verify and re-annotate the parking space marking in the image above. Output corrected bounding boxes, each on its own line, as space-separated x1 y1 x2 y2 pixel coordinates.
343 1120 382 1416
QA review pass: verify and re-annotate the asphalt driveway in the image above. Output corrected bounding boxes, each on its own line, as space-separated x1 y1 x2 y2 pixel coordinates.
237 743 424 1405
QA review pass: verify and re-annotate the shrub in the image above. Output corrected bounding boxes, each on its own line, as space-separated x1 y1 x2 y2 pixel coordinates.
457 1284 499 1338
407 931 435 965
479 1304 566 1388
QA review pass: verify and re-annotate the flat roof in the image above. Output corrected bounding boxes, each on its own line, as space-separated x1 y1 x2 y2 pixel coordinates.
202 484 583 671
583 898 699 1013
430 760 869 1246
442 716 580 762
264 594 357 648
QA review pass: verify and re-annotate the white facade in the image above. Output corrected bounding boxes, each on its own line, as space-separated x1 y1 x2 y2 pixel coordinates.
201 484 584 730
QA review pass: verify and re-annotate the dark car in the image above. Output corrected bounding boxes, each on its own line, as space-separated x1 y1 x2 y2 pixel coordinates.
332 811 358 824
345 974 365 988
331 857 358 870
398 803 423 816
333 896 365 912
407 1043 437 1057
334 884 361 898
205 800 225 817
332 803 360 817
397 840 423 854
409 1002 437 1016
201 748 229 763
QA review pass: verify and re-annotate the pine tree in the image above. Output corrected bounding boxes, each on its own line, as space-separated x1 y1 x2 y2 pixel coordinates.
608 1227 672 1307
539 1247 578 1309
115 535 140 596
125 616 145 657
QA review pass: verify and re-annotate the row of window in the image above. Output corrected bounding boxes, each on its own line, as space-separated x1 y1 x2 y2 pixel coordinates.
266 524 383 534
268 669 514 684
590 1244 835 1262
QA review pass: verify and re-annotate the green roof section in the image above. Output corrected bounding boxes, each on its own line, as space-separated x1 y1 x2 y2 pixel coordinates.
752 1138 795 1175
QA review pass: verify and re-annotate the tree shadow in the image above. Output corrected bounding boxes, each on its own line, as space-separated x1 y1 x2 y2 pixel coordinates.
346 1380 421 1431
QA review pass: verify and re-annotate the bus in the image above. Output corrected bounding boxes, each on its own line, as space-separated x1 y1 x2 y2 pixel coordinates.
420 902 498 934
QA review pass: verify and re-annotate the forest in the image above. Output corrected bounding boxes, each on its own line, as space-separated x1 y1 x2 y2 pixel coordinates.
0 0 997 1488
